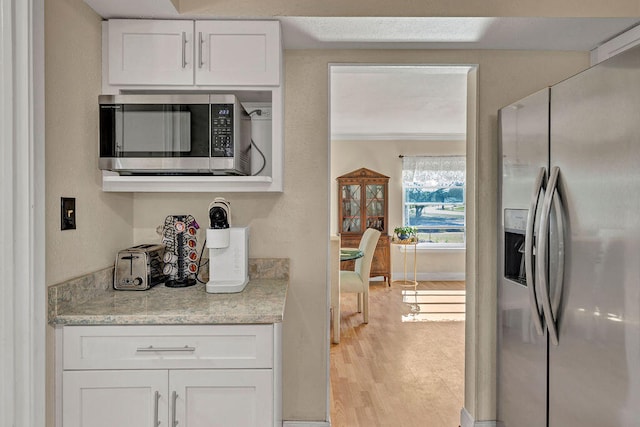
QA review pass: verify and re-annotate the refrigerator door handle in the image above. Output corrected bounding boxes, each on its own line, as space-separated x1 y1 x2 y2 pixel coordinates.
525 167 547 336
537 166 562 345
551 186 565 317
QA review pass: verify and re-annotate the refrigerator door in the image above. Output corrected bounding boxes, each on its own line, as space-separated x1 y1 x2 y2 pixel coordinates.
549 46 640 427
497 88 549 427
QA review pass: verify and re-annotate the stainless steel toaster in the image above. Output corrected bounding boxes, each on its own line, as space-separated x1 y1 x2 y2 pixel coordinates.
114 244 166 290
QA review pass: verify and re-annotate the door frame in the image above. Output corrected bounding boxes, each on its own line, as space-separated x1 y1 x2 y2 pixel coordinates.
326 63 479 425
0 0 46 425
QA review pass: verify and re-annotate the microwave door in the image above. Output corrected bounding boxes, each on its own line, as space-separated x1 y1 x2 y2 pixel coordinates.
115 103 209 173
169 109 191 153
123 109 164 153
122 107 191 153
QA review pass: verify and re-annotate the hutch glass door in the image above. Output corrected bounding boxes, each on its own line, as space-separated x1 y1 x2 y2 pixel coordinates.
341 184 361 233
365 184 385 231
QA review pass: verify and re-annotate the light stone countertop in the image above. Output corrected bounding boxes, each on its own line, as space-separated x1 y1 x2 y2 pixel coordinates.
48 259 289 326
51 279 288 326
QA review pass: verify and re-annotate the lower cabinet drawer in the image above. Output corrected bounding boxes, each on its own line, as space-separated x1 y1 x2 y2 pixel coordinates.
63 324 274 370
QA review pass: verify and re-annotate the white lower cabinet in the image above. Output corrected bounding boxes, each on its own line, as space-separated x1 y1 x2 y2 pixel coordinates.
63 370 168 427
63 369 273 427
58 325 281 427
172 369 273 427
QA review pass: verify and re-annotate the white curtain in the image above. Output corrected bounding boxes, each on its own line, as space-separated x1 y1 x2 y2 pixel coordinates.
402 156 465 188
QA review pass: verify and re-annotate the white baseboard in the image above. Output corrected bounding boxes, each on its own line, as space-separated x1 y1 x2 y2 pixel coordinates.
283 422 330 427
460 407 497 427
392 272 466 282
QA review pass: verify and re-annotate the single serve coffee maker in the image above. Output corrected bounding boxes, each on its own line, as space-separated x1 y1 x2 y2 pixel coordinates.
205 197 249 293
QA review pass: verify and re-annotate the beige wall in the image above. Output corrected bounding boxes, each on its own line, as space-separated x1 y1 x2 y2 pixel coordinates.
45 0 134 286
331 139 466 278
43 1 594 423
283 49 588 422
44 0 134 425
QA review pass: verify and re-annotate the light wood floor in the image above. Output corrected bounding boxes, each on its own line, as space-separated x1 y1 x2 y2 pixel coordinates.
330 280 465 427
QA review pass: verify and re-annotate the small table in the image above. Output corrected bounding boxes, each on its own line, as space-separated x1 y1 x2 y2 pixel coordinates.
391 239 418 289
340 248 364 262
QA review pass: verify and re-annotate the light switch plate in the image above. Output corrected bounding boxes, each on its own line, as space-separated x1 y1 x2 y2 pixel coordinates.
61 197 76 230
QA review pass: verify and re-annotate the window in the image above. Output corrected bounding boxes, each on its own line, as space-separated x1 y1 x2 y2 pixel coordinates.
402 156 466 245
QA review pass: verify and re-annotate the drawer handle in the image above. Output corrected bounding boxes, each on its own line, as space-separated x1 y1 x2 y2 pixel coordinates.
136 345 196 353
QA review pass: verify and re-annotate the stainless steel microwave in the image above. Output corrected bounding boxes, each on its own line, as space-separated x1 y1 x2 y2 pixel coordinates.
99 94 251 175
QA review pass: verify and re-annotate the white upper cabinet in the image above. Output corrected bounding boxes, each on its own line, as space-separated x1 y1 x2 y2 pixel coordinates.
101 19 284 192
106 19 281 87
108 20 195 85
195 21 281 86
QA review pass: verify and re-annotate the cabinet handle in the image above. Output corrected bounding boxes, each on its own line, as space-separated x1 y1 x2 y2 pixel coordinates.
136 345 196 352
198 32 204 69
154 391 161 427
171 391 178 427
181 32 187 68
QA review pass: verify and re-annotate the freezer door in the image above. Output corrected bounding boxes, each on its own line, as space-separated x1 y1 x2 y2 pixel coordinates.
549 45 640 427
497 88 549 427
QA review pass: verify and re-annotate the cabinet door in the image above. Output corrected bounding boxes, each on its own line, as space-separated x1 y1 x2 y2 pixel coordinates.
108 20 194 85
170 369 273 427
340 183 362 233
364 183 386 232
195 21 281 86
371 234 390 280
63 370 168 427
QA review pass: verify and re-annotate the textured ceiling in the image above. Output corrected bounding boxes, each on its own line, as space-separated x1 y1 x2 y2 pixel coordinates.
281 17 639 50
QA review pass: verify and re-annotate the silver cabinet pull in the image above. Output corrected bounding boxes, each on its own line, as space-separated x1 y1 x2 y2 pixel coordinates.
525 167 546 336
154 391 161 427
181 32 187 69
171 391 179 427
537 166 562 346
136 345 196 352
198 32 204 69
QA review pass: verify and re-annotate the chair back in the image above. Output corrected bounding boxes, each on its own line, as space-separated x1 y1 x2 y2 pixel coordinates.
354 228 381 280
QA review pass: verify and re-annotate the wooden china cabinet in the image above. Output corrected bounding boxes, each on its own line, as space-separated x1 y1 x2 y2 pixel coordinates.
337 168 390 285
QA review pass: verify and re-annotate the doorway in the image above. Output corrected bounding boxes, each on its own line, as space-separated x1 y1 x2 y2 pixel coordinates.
328 64 476 426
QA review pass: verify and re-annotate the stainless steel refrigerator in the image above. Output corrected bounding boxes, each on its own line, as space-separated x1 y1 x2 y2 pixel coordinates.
498 45 640 427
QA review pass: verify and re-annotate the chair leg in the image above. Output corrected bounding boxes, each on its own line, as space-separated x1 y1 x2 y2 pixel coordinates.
357 293 362 313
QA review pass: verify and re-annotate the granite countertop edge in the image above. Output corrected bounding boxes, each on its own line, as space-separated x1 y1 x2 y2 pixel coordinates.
50 313 285 326
49 259 289 327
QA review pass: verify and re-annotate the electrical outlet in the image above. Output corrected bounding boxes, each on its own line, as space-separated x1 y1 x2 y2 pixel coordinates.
259 107 272 119
242 102 272 121
61 197 76 230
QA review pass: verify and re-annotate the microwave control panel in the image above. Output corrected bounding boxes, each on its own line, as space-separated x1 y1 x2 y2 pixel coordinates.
212 104 234 157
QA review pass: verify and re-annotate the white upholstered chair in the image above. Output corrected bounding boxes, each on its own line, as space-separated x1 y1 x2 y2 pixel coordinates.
339 228 381 326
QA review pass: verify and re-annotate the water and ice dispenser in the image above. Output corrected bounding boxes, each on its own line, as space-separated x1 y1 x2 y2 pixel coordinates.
504 209 530 286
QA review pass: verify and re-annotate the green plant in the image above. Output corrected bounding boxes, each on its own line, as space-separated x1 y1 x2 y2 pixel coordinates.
394 226 417 237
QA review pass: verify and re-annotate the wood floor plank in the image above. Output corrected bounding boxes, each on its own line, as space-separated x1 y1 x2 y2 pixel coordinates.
331 280 465 427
